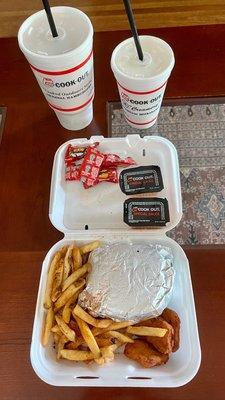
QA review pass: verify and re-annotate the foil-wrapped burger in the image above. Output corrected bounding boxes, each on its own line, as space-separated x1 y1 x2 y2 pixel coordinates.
78 242 174 323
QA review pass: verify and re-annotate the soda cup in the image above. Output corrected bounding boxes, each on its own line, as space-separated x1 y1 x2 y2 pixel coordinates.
18 6 94 130
111 36 175 129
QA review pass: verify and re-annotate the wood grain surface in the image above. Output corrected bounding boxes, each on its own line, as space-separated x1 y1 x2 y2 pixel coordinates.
1 249 225 399
1 0 225 37
0 25 225 399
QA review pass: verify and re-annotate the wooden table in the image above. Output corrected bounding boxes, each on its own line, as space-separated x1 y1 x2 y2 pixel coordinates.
0 25 225 400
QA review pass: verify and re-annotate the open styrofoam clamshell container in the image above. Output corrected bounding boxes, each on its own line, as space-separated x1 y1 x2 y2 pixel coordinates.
30 135 201 387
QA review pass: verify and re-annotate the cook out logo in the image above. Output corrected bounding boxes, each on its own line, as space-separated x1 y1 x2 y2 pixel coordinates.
121 92 130 102
43 78 54 87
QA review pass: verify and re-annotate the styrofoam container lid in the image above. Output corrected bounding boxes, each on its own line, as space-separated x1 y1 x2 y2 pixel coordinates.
49 135 182 234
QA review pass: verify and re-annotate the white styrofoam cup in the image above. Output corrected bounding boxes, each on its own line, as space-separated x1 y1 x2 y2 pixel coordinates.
111 36 175 129
18 7 94 131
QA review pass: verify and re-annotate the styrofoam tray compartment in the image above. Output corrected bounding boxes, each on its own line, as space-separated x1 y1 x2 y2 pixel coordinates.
30 135 201 387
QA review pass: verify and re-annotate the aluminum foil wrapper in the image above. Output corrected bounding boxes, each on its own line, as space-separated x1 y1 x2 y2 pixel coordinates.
78 242 174 323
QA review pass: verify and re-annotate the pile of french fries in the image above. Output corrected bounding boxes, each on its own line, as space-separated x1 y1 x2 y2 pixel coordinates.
42 241 168 365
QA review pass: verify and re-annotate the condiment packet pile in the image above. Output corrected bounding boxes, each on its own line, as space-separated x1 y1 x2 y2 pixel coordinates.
65 143 136 189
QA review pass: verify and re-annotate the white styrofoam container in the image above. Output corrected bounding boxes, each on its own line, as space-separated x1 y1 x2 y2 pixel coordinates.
30 135 201 387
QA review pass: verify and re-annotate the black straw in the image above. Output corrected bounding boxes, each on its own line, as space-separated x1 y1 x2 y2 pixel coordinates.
42 0 58 38
123 0 144 61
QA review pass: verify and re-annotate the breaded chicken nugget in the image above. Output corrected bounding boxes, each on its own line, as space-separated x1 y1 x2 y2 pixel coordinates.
140 317 174 354
124 339 169 368
161 308 180 352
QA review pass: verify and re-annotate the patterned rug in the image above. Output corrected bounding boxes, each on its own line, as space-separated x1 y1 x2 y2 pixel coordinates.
107 100 225 245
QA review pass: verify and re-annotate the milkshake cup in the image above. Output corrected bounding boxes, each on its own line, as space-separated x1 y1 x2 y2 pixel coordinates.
111 36 175 129
18 6 94 131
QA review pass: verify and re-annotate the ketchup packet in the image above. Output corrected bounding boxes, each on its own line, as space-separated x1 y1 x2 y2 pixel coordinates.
98 167 118 183
65 142 99 166
82 167 118 189
102 154 136 168
65 165 81 181
80 147 105 188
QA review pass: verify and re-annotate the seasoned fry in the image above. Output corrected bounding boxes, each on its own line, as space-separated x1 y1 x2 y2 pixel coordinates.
108 321 134 330
55 315 76 342
101 344 118 362
53 332 60 345
51 324 62 335
73 246 82 270
63 244 73 282
62 264 90 292
61 349 95 361
66 337 84 350
51 259 64 302
42 307 54 346
79 241 100 254
44 251 62 308
73 304 111 328
91 327 110 337
75 316 101 358
105 330 134 343
94 357 105 365
62 304 72 324
57 335 68 360
96 337 117 347
62 292 80 324
127 326 167 337
54 280 85 310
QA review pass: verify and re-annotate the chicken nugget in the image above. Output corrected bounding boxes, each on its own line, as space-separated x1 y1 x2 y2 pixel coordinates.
137 317 174 354
124 339 169 368
161 308 180 352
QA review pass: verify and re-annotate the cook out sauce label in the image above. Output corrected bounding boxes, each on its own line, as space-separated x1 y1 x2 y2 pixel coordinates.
124 198 170 227
117 80 167 126
30 50 94 113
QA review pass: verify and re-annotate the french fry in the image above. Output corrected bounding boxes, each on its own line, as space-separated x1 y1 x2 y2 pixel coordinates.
94 357 105 365
62 288 82 323
79 241 100 255
108 321 134 330
57 335 68 360
42 307 54 346
62 264 90 292
62 290 80 324
127 326 167 337
91 327 110 337
105 330 134 343
66 337 84 350
101 344 118 363
44 251 62 308
61 349 95 361
96 337 117 347
51 259 64 302
62 303 72 324
51 324 62 335
73 246 82 270
54 280 85 310
75 316 101 358
73 304 111 328
55 315 76 342
53 332 60 345
63 244 73 282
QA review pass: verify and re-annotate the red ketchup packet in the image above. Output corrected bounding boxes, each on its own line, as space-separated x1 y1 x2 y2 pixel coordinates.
65 165 81 181
98 167 118 183
80 147 105 188
65 142 99 166
83 167 119 189
102 154 136 168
